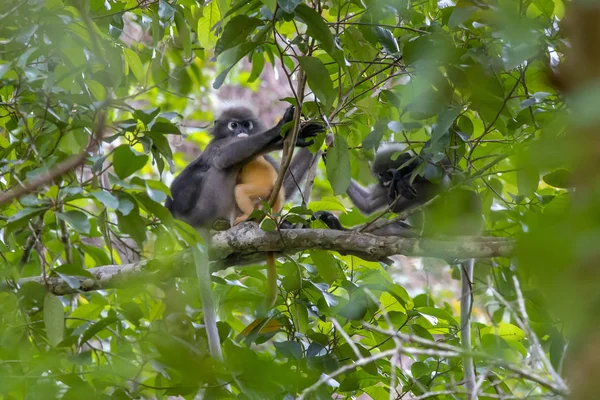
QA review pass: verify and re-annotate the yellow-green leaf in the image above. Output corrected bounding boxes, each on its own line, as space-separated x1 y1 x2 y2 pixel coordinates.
123 48 145 83
43 293 65 347
197 1 221 50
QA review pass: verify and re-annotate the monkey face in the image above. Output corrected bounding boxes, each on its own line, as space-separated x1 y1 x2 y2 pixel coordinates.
378 169 396 187
228 120 254 137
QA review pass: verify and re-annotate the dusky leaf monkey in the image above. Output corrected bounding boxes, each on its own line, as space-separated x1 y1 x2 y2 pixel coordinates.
166 103 323 360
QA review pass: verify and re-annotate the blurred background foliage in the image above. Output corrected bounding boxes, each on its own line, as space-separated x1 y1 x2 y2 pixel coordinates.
0 0 587 398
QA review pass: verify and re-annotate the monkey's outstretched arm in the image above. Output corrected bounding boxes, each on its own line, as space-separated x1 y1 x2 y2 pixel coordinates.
347 181 389 214
214 134 286 170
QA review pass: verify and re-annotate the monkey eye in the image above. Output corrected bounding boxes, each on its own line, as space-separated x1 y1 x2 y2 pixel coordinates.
242 121 253 130
228 121 238 130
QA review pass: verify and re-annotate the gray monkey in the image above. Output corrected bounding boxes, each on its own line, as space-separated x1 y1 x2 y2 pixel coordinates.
166 104 323 229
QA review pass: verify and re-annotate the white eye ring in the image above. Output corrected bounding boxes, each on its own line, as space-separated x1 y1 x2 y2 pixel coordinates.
228 121 238 130
242 121 253 130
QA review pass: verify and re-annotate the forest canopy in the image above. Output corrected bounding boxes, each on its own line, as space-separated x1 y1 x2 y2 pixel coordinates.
1 0 598 399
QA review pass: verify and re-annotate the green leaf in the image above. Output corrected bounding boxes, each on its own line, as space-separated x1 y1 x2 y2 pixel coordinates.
260 0 276 12
158 0 176 21
134 107 160 125
152 56 169 84
411 362 430 378
174 10 192 59
362 120 387 150
277 0 302 13
417 307 458 326
117 210 147 247
213 42 258 89
57 210 90 234
86 80 107 100
273 341 302 360
298 56 335 110
0 63 12 79
292 302 308 334
90 191 119 209
113 145 149 179
53 264 95 280
248 50 265 83
386 283 411 308
372 27 399 54
311 250 339 284
144 180 171 203
123 48 145 84
457 115 474 137
543 169 571 188
308 196 347 213
44 293 65 347
117 193 136 216
197 1 221 49
215 15 263 56
146 182 167 203
58 129 89 154
294 4 334 55
8 207 45 223
80 317 119 344
150 120 181 134
432 107 461 144
480 323 526 341
260 218 276 232
518 165 539 196
326 134 351 195
53 264 95 289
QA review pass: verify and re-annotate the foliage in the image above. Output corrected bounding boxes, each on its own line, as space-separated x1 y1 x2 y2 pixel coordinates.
0 0 576 399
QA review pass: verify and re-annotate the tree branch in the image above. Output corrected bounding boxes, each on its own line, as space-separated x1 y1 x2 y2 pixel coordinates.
5 224 515 295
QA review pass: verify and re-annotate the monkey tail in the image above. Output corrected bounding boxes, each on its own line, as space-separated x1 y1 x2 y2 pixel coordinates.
265 252 278 308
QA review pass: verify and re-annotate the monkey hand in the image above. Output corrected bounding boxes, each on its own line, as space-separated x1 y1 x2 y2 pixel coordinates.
389 172 418 201
296 122 324 147
279 105 296 127
312 211 345 230
273 105 323 147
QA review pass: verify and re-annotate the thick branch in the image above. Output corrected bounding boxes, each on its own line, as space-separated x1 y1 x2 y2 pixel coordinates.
6 224 515 295
211 223 514 261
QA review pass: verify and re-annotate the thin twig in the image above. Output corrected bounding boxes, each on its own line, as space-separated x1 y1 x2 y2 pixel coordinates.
297 349 398 400
364 324 569 396
512 275 568 392
331 318 363 360
57 203 73 264
300 150 323 208
0 110 106 207
269 72 307 206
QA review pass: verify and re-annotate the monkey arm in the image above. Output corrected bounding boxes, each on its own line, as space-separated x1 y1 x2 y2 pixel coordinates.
213 131 284 170
213 114 320 170
346 180 389 214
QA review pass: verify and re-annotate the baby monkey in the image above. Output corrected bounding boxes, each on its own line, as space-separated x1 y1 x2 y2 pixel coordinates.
234 156 285 225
